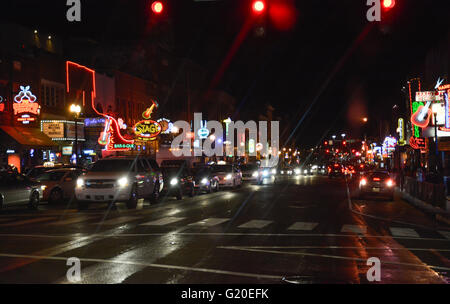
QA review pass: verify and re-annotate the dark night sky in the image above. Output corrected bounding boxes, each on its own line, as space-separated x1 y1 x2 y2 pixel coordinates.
1 0 449 148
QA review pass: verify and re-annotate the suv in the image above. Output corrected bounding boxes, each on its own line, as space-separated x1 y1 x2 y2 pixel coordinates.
75 157 161 209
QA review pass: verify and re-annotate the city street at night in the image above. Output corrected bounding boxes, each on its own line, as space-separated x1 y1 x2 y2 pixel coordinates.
0 176 448 284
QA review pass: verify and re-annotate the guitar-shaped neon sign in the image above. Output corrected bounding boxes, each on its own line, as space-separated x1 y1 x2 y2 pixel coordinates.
98 117 112 145
411 101 432 128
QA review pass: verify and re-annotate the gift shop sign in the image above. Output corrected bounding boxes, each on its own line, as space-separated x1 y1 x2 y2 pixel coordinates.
13 86 40 124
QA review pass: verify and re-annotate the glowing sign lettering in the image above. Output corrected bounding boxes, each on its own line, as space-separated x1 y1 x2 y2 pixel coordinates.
13 86 39 124
397 118 405 146
133 100 162 141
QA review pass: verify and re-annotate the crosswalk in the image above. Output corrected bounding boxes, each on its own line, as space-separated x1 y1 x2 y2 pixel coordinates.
0 214 449 240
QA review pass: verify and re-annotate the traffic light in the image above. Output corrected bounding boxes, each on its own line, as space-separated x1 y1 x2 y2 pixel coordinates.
382 0 395 10
151 1 163 14
252 1 265 14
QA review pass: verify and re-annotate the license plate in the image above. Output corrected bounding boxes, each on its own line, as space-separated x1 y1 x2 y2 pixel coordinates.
372 188 380 192
95 195 105 200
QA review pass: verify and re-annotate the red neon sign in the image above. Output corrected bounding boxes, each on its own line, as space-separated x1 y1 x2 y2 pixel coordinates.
66 61 134 151
13 86 40 124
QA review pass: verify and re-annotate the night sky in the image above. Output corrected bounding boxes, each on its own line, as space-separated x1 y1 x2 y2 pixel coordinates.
1 0 449 148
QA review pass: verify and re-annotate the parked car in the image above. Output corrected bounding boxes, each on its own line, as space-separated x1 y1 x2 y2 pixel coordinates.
25 163 83 180
0 171 43 210
212 164 242 188
240 163 260 182
161 164 195 200
192 166 220 194
36 168 85 204
359 171 395 200
75 157 160 210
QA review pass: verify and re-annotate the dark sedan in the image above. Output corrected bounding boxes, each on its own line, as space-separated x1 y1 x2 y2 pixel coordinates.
359 171 395 200
192 166 220 194
0 171 43 210
161 166 195 200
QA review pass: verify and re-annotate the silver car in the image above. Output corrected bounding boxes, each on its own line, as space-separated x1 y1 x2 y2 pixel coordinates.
0 171 44 210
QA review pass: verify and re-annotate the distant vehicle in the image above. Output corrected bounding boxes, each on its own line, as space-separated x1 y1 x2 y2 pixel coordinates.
328 163 344 178
192 166 220 194
240 163 259 181
301 164 313 176
75 157 161 209
161 165 195 200
212 164 242 188
256 167 277 185
0 171 43 210
36 168 85 204
279 165 293 176
359 171 395 200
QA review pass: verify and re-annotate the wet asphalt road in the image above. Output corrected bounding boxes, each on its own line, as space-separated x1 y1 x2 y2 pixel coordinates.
0 175 449 284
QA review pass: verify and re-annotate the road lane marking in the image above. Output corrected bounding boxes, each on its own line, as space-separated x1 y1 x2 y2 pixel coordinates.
438 230 450 240
287 222 318 231
218 247 450 272
94 216 140 226
47 216 95 226
140 217 186 226
0 217 56 227
188 218 230 227
390 227 420 238
219 245 450 252
341 225 367 234
0 253 283 281
238 220 272 229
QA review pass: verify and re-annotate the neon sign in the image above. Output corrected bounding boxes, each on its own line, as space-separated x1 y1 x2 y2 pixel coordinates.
0 96 4 112
409 137 426 150
397 118 406 146
134 100 162 141
13 86 40 124
197 120 209 139
157 118 173 134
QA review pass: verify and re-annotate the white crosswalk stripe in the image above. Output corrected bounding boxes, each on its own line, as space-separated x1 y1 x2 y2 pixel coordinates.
96 216 140 226
140 217 186 226
188 218 230 227
47 216 94 226
238 220 272 229
438 230 450 240
0 217 56 227
341 225 367 234
287 222 318 231
390 227 420 238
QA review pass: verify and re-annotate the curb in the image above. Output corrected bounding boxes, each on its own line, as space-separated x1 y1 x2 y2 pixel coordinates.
396 187 450 226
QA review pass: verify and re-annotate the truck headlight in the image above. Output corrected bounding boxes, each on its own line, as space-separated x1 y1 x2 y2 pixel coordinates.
170 178 178 186
117 177 128 187
201 178 208 185
76 178 84 188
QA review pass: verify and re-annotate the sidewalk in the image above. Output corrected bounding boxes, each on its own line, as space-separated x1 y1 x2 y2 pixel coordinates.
396 187 450 226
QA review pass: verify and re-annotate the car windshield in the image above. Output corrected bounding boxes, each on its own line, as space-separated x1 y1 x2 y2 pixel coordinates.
90 160 134 172
212 165 232 173
36 171 67 182
161 167 184 176
367 172 390 179
240 164 258 171
191 167 211 176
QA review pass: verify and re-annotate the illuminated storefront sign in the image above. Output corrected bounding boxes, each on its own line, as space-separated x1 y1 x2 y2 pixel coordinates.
157 118 173 134
0 96 4 112
133 100 161 142
62 146 73 155
13 86 40 124
84 117 106 127
409 137 426 150
382 136 397 157
197 120 209 139
397 118 406 146
99 117 135 151
41 121 65 138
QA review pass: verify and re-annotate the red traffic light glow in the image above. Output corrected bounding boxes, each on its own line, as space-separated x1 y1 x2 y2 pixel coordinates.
382 0 395 9
252 1 265 13
151 1 163 14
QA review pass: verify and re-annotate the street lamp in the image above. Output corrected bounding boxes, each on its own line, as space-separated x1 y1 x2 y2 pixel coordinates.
70 104 81 164
362 117 368 123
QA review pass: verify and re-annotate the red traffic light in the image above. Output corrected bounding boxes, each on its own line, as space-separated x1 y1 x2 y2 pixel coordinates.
382 0 395 10
252 1 265 14
151 1 163 14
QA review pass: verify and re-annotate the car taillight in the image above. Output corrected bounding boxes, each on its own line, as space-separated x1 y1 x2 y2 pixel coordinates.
386 179 394 187
360 178 367 186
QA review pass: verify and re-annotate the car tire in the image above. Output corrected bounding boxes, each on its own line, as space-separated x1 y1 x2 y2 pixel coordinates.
126 184 138 209
28 191 40 210
176 188 183 200
49 188 63 205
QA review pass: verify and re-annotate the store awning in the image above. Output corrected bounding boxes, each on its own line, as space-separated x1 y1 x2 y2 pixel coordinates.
0 126 57 148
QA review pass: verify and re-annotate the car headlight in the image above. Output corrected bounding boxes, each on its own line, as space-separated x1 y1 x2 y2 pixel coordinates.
117 177 128 187
304 170 308 174
225 174 232 180
170 178 178 186
201 178 208 185
294 169 300 175
281 170 284 174
76 178 84 188
262 170 269 177
271 169 276 174
252 171 259 177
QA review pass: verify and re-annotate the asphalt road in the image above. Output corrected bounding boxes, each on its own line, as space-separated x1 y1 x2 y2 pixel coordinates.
0 175 449 284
